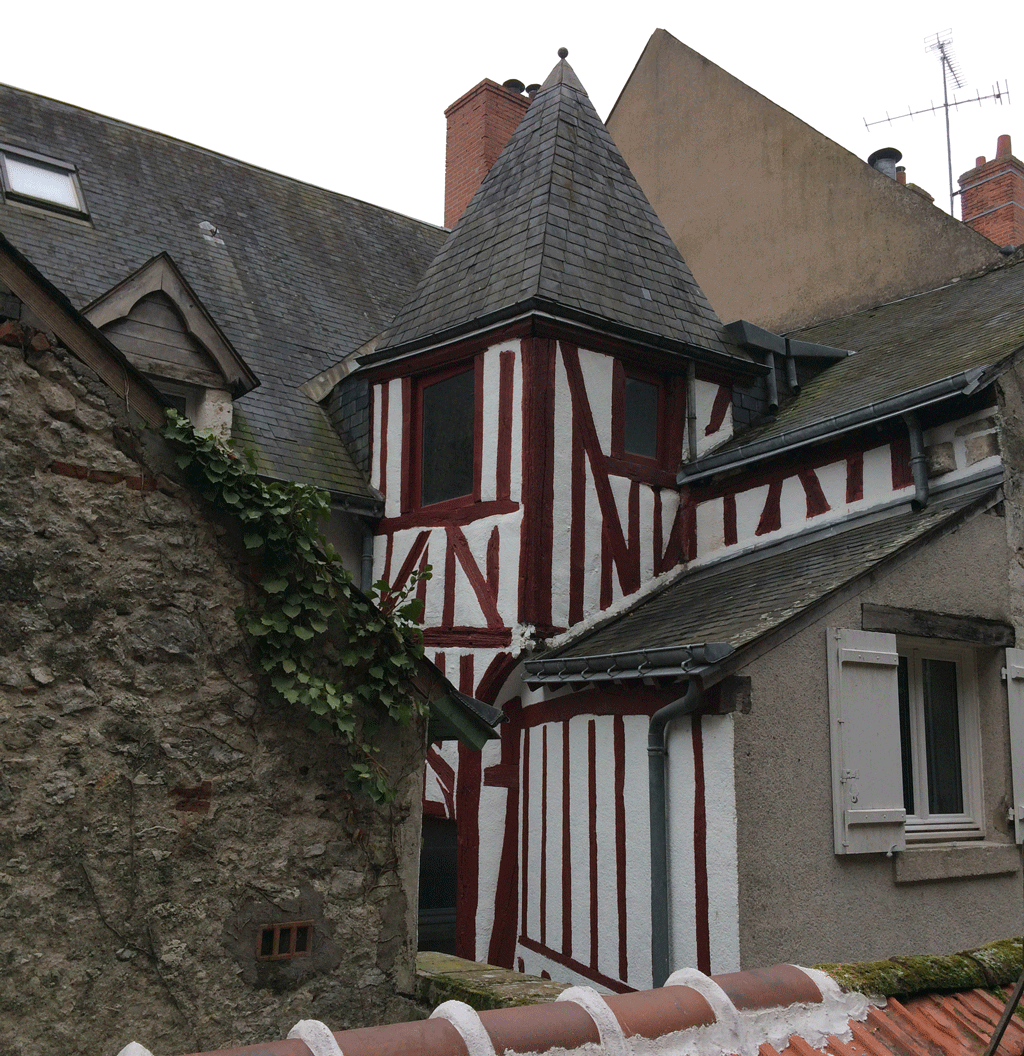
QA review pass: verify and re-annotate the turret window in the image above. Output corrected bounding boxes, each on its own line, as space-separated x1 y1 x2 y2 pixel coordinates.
417 364 477 507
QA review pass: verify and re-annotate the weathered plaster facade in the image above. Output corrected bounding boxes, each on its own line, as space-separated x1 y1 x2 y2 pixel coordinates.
0 309 425 1055
607 30 1001 333
731 506 1019 969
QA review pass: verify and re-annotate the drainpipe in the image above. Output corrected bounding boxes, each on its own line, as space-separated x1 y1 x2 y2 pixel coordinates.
783 340 799 395
686 361 698 462
649 680 702 987
903 411 929 510
764 352 779 414
361 523 375 592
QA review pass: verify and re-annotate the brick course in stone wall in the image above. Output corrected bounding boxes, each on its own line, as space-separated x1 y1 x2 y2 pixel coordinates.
0 307 425 1055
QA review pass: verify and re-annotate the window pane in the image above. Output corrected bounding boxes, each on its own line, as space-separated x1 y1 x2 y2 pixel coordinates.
421 368 474 506
4 155 80 210
897 655 914 815
921 658 963 815
624 377 659 459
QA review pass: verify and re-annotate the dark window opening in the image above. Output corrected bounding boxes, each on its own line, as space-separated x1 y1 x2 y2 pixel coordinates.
418 817 457 953
420 366 475 507
624 375 659 459
256 921 313 961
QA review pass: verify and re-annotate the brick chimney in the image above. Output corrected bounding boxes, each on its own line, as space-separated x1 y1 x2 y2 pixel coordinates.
444 79 531 230
958 134 1024 247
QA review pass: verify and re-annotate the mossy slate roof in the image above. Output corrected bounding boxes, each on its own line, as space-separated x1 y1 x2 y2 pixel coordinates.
730 256 1024 452
374 58 743 365
0 83 446 496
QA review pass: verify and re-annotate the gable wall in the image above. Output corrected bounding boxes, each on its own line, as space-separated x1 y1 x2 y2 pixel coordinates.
607 31 1002 333
0 310 424 1054
729 507 1019 968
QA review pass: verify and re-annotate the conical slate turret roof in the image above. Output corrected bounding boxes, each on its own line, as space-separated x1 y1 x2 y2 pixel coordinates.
368 52 747 366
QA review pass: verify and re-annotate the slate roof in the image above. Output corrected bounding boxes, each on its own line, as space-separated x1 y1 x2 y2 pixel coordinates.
0 83 446 497
708 256 1024 462
369 56 746 368
534 482 999 668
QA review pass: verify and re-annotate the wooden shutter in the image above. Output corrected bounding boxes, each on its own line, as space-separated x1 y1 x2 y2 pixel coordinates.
1005 647 1024 844
827 628 906 854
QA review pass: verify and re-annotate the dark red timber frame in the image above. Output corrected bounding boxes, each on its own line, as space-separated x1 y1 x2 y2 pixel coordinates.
405 356 483 514
608 359 686 480
509 683 718 991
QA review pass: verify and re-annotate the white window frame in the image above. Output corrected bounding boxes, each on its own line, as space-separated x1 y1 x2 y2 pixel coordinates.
0 143 88 217
897 637 984 842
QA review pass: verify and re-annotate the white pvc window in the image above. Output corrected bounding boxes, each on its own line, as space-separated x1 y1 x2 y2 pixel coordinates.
897 639 983 841
0 145 87 215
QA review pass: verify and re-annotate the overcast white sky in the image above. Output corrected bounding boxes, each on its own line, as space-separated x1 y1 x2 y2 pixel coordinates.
2 0 1019 229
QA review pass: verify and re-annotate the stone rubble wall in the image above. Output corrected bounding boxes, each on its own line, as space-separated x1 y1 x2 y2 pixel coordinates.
0 306 424 1056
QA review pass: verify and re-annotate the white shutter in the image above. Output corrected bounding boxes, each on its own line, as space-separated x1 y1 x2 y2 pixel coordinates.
826 628 906 854
1005 647 1024 844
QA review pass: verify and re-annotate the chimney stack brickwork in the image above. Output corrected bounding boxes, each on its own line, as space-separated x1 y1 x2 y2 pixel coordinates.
445 79 530 230
958 134 1024 248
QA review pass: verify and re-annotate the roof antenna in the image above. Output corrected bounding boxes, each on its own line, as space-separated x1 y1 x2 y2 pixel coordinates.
863 30 1009 216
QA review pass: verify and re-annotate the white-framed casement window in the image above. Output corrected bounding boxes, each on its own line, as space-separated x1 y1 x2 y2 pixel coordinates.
0 144 88 217
897 639 983 841
827 627 1008 854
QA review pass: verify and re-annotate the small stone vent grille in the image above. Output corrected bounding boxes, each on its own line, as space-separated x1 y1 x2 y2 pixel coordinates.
257 921 313 961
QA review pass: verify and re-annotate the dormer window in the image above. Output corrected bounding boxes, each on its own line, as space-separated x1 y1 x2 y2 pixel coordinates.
0 145 88 217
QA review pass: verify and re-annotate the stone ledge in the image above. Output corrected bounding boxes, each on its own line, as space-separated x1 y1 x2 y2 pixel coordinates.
892 841 1020 884
416 951 572 1011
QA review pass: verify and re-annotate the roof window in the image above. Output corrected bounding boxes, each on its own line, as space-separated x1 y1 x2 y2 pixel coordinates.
0 144 88 217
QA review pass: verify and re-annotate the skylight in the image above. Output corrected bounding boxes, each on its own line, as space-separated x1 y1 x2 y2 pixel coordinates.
0 145 87 216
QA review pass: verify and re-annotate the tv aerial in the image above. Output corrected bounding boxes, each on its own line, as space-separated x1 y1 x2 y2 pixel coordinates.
864 30 1009 216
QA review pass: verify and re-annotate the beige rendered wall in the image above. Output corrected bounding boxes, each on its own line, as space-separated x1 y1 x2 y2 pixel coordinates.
607 31 1002 333
730 506 1021 969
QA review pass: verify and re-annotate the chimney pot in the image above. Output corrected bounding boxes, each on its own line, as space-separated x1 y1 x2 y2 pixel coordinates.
976 156 986 167
998 134 1012 157
896 166 907 186
502 79 526 95
868 147 903 180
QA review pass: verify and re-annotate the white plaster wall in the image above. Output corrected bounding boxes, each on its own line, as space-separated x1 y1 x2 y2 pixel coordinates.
551 352 575 628
702 714 740 974
593 715 620 978
384 378 404 517
622 713 654 991
861 442 895 503
567 716 593 967
695 379 733 456
665 715 698 976
578 346 613 455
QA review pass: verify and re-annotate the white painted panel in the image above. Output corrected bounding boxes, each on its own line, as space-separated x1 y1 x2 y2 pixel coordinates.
497 512 524 625
696 497 726 557
582 459 603 622
479 348 501 503
734 483 769 543
577 347 614 456
568 717 592 969
694 379 733 456
551 354 574 628
665 714 698 976
702 714 740 974
816 459 847 513
475 749 507 960
593 716 619 981
623 714 654 991
778 475 805 531
861 443 894 505
509 344 524 502
660 490 680 565
370 383 383 492
544 723 564 951
639 487 656 585
384 378 404 518
826 627 906 854
524 727 545 941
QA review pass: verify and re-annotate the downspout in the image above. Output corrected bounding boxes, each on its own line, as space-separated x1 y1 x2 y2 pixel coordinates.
903 411 930 510
649 680 702 987
783 339 800 395
686 361 698 462
361 522 375 592
764 352 779 414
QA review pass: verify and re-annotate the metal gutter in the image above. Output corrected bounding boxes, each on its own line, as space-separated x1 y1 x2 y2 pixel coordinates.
678 365 989 485
524 642 735 688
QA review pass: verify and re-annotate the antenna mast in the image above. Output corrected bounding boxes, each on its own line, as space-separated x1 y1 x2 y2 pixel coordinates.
864 30 1009 216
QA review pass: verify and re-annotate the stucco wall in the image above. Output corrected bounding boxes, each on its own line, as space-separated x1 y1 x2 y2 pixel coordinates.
607 30 1001 333
730 507 1020 968
0 316 424 1054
